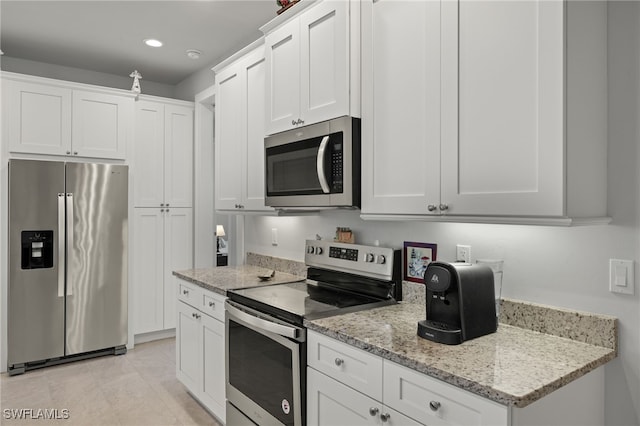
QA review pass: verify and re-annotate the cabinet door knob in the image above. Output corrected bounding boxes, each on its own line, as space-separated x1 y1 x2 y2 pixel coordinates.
209 301 215 308
292 120 297 126
73 151 78 155
334 358 344 366
380 413 391 422
439 203 449 211
183 289 189 295
161 203 165 207
429 401 441 411
66 151 71 155
166 203 170 207
192 312 201 319
427 204 437 212
160 209 165 212
368 407 379 417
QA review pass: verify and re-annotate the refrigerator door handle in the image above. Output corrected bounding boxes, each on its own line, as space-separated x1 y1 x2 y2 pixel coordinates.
66 193 73 296
57 193 65 298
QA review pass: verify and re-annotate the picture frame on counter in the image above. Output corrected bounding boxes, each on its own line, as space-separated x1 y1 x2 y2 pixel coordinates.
403 241 437 283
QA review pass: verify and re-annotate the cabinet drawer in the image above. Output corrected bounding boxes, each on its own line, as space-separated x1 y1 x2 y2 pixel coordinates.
201 291 226 322
308 331 383 401
177 280 203 309
383 361 508 426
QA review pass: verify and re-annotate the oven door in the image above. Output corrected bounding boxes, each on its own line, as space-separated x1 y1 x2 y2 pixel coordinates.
225 300 306 426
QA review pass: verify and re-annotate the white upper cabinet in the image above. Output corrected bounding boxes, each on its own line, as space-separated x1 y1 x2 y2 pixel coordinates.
2 73 134 160
134 98 194 208
361 0 608 225
440 0 564 217
215 63 244 211
215 42 273 213
263 0 359 135
71 90 130 159
361 0 441 216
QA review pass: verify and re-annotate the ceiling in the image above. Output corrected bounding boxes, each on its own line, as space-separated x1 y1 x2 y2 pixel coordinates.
0 1 278 86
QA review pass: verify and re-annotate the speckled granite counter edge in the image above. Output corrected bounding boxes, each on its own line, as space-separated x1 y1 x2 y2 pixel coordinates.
172 270 227 296
304 321 616 408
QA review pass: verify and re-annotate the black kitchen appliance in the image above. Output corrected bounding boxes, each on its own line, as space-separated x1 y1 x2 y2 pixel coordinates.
225 239 401 426
417 261 497 345
264 116 361 209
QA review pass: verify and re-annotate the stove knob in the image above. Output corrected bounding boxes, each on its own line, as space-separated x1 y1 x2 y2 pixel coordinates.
307 245 315 254
365 253 374 263
376 255 386 265
315 247 324 255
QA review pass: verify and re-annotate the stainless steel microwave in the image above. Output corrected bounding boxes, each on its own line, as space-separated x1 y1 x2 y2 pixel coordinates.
265 116 360 208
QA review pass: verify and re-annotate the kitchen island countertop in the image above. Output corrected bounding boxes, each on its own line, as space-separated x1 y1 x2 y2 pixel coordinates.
305 302 616 408
173 265 304 296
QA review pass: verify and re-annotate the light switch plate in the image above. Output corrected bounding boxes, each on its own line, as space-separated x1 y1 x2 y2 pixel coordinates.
609 259 634 295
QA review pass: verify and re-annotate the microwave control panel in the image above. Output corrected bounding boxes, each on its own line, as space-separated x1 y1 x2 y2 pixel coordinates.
331 141 343 192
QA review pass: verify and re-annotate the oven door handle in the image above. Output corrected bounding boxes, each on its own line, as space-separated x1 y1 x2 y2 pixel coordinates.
316 135 331 194
226 302 301 340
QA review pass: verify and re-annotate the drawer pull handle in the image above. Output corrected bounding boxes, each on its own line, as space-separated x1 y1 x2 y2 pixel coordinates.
369 407 379 417
380 413 391 422
429 401 441 411
334 358 344 366
209 301 215 308
182 290 189 295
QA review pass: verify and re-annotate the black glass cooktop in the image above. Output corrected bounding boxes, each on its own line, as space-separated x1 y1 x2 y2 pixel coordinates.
228 280 394 326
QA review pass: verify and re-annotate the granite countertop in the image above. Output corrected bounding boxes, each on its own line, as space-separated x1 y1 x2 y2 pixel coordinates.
305 302 617 408
173 265 305 296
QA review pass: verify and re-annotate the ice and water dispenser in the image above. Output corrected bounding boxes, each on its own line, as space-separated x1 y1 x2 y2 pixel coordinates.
21 230 54 269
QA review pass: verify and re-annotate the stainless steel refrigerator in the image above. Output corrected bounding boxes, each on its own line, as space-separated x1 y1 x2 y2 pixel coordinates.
8 159 128 375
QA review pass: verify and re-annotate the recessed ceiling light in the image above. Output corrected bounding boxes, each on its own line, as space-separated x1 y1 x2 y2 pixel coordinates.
186 49 202 60
144 39 163 48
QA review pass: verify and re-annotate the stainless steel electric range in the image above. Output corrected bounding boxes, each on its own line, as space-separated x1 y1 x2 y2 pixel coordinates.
225 239 402 426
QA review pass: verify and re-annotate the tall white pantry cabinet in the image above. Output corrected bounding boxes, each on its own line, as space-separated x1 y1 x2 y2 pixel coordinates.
361 0 608 224
133 97 194 335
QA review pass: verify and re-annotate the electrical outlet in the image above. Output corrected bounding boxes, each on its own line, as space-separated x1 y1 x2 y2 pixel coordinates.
271 228 278 246
456 244 471 263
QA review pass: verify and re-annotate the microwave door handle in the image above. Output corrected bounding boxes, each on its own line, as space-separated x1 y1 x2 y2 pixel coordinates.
316 135 331 194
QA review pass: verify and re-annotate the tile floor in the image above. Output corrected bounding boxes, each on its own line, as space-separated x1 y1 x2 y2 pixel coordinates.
0 338 221 426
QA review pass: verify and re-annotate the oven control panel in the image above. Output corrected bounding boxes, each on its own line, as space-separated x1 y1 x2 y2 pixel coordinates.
305 239 397 280
329 246 359 261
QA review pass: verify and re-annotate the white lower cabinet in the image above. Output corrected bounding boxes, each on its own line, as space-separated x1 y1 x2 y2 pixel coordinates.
307 331 503 426
307 367 420 426
133 208 193 334
175 279 226 423
382 362 507 426
308 330 605 426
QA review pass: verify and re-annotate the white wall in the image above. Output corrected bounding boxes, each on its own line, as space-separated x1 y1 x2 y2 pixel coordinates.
0 56 176 99
241 2 640 424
